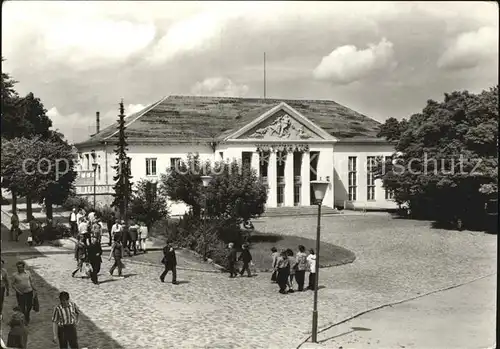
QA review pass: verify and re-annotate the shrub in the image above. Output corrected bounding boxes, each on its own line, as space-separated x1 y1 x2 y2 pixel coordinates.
62 196 92 212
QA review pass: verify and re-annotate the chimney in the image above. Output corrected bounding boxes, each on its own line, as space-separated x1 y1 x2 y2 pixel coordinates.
96 111 100 134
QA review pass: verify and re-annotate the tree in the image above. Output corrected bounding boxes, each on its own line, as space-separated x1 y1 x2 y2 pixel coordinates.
1 137 77 220
111 100 133 220
130 180 169 230
375 86 498 229
376 117 408 142
160 153 268 225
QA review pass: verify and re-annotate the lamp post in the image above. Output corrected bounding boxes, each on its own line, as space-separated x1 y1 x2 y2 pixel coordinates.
201 175 213 261
310 179 329 343
92 162 98 210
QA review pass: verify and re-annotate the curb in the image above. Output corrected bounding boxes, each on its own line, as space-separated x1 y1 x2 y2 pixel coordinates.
294 272 497 348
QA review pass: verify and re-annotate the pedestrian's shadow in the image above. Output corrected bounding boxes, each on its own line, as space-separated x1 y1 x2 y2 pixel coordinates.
175 280 190 285
98 279 118 285
122 273 138 279
317 326 371 343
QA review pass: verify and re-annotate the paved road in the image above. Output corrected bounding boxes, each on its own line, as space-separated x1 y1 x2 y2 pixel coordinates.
1 210 496 348
303 275 495 349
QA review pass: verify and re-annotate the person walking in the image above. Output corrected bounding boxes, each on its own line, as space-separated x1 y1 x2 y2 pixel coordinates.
77 218 89 244
138 222 148 253
295 245 308 291
121 221 130 256
1 259 10 320
71 236 88 278
160 243 177 284
76 209 84 225
128 221 139 256
110 219 122 246
87 210 96 224
227 243 238 278
238 243 253 277
307 249 316 290
109 238 124 277
11 261 36 325
270 247 279 283
10 212 20 242
286 249 296 292
276 250 290 294
52 291 80 349
91 219 102 244
69 208 78 237
28 216 41 246
87 237 102 285
106 213 115 246
7 306 28 348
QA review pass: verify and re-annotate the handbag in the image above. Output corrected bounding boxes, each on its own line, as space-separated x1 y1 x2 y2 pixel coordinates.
32 293 40 312
83 262 93 276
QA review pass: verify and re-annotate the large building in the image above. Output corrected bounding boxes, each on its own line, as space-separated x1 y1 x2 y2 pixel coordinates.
74 96 397 215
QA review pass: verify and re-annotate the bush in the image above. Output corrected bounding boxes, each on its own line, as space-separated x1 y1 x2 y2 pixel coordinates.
158 212 245 268
44 222 70 240
62 196 92 212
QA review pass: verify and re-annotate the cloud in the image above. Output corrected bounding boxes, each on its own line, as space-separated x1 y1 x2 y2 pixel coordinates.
47 104 146 144
437 26 498 70
312 38 396 84
191 77 249 97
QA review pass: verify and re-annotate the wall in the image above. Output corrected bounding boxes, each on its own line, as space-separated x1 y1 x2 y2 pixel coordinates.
333 142 398 210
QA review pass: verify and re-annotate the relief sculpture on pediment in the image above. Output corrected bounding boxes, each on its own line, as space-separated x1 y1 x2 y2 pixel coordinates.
249 114 314 139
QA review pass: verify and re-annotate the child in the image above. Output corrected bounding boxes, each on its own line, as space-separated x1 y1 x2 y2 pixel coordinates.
227 243 237 278
138 222 149 253
109 238 125 277
238 244 253 277
307 249 316 290
7 306 28 349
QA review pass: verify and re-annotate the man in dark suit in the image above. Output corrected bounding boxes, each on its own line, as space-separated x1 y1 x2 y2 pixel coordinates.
87 237 103 285
160 243 177 284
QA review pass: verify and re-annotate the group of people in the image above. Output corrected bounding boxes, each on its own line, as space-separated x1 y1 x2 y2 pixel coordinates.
1 259 81 349
271 245 317 294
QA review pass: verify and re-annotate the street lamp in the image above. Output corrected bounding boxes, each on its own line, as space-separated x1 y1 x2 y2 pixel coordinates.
92 162 98 210
310 178 329 343
200 175 212 261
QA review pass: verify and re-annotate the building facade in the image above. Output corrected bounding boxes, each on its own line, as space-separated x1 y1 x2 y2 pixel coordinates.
74 96 398 215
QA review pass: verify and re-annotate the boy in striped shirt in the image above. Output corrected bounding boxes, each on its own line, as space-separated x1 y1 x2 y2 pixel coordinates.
52 291 80 349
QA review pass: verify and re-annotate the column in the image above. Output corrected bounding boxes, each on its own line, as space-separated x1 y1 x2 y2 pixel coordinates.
251 152 260 178
300 151 310 206
267 151 278 207
284 152 294 206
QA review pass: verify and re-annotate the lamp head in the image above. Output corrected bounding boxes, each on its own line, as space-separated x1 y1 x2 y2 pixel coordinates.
201 175 212 187
310 179 329 203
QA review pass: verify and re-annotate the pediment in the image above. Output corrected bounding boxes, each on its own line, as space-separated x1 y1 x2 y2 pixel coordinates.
237 109 322 140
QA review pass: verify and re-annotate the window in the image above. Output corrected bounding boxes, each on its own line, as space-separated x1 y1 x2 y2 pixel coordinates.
277 152 286 178
146 158 157 176
259 152 269 177
219 152 224 161
242 152 252 169
348 156 357 201
367 156 375 201
277 186 284 206
384 156 394 200
294 185 301 206
85 154 90 170
170 157 181 170
146 181 158 202
310 151 319 181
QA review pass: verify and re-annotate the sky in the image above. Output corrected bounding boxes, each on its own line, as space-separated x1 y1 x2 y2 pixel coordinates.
2 1 498 143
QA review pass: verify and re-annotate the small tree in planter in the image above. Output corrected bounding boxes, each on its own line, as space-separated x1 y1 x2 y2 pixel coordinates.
130 179 169 231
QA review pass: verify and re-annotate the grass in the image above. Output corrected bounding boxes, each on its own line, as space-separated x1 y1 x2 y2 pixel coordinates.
247 232 356 271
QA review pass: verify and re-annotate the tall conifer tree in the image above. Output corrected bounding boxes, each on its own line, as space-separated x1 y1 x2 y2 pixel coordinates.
111 100 133 220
